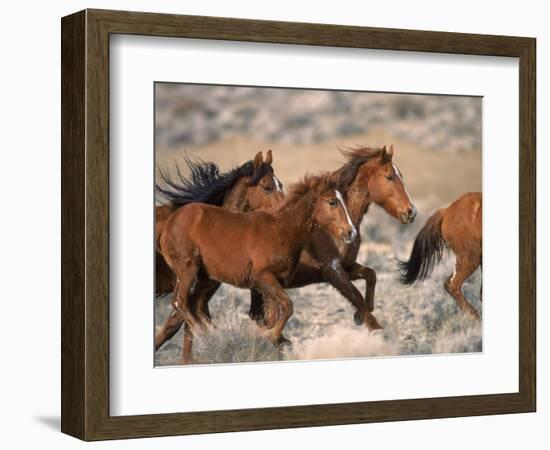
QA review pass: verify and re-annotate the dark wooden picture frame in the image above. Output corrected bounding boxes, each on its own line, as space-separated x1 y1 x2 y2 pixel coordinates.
61 9 536 441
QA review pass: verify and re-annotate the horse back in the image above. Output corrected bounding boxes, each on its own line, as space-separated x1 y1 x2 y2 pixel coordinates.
441 192 482 250
183 205 283 285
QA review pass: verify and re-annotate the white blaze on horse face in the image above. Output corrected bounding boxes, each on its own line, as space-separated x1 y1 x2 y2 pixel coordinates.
392 163 403 179
335 190 357 243
274 176 284 194
393 163 415 212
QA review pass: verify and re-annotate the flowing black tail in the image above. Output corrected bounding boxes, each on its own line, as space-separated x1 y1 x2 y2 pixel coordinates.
398 209 446 285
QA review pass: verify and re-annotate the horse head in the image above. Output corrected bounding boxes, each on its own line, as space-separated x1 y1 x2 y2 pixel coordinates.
312 176 357 245
245 150 285 210
351 145 416 224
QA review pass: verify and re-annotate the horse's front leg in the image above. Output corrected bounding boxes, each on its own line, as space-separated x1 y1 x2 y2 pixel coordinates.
322 260 382 332
155 308 185 351
155 278 219 351
249 288 290 345
249 263 323 328
347 262 377 324
193 279 221 326
254 273 294 347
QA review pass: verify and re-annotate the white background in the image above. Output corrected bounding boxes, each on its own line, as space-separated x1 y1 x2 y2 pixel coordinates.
110 36 518 416
0 0 547 449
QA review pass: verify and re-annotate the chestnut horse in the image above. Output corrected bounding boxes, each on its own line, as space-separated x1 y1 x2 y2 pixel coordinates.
248 145 417 331
155 150 285 295
398 192 482 319
158 175 356 362
155 145 416 352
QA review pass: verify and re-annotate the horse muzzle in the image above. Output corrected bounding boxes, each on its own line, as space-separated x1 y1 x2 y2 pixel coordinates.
340 226 357 244
399 206 417 224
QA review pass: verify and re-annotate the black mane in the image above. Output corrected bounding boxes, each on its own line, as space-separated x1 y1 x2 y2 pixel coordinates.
156 154 273 207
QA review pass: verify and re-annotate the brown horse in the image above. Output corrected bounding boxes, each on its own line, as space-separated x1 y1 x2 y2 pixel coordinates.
158 175 356 362
155 150 285 295
154 145 416 353
398 192 482 319
248 145 417 331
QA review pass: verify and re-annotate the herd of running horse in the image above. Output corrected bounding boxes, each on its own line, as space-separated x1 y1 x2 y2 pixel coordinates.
154 145 482 363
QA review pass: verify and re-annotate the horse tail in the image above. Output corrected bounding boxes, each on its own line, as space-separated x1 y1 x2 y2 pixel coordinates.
397 209 446 285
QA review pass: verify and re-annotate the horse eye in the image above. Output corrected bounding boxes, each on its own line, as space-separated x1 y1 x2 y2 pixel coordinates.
263 185 273 192
386 173 395 181
329 198 337 206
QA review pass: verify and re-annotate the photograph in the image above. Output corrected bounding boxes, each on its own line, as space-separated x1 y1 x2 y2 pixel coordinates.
153 83 483 366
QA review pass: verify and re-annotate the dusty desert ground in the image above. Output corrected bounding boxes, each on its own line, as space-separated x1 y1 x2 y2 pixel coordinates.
154 86 482 366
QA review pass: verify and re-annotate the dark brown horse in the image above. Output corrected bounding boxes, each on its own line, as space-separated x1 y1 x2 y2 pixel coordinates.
158 175 356 362
398 192 482 319
248 145 417 331
155 151 285 295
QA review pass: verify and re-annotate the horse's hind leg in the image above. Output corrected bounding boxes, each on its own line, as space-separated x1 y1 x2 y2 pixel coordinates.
194 279 221 325
155 271 187 352
155 307 184 351
248 289 265 324
444 255 481 320
249 265 324 327
348 262 377 317
155 276 217 351
182 322 195 364
168 266 201 363
180 276 221 364
155 251 176 296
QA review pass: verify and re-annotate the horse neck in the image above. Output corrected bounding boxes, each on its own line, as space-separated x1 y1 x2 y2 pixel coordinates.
341 175 371 228
222 177 250 212
276 191 317 247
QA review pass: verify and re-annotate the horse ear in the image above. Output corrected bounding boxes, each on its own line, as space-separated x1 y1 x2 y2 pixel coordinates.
380 145 393 163
265 149 273 165
252 151 263 171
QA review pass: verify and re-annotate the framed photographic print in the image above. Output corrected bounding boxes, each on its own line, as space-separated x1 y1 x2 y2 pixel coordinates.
61 9 536 441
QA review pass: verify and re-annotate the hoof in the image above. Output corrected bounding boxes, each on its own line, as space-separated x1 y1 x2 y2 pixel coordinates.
276 335 292 347
369 329 383 337
353 311 363 326
365 314 383 332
